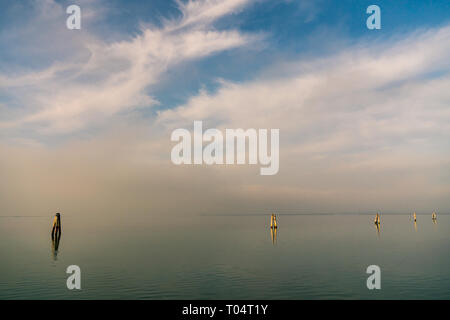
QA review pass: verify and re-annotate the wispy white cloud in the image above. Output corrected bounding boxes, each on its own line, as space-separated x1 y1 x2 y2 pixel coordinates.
176 0 251 27
158 24 450 152
0 0 258 134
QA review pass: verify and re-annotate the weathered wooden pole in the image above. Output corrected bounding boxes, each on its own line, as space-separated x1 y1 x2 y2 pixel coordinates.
270 213 278 229
374 213 380 225
51 212 62 239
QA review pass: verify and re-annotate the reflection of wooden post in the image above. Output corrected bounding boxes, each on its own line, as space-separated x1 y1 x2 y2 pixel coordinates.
271 227 277 245
51 213 62 239
52 232 61 260
375 222 380 236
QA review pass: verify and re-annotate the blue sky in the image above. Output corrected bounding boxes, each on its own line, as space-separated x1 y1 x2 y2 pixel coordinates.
1 0 449 111
0 0 450 215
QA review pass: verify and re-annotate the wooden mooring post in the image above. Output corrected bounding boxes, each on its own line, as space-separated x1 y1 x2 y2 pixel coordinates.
51 213 62 239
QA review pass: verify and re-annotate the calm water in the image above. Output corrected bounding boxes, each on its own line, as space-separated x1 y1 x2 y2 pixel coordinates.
1 214 449 299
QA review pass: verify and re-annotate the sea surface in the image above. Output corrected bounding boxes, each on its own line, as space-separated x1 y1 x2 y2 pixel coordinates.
1 214 449 299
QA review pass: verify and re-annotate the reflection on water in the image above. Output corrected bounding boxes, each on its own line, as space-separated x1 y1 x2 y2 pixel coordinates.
414 221 418 232
270 227 277 245
51 233 61 261
374 222 381 238
1 214 450 299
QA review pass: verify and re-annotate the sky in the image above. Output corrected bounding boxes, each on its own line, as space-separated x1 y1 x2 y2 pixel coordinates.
0 0 449 218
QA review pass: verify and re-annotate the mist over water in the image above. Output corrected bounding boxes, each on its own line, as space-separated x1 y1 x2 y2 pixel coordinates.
1 214 449 299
